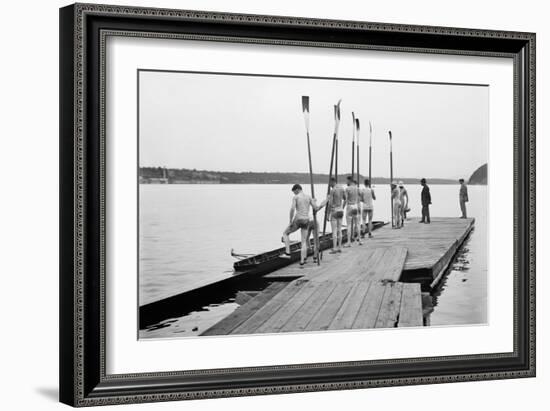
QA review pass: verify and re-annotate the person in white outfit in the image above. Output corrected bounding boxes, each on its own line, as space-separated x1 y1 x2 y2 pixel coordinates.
398 181 409 226
360 178 376 238
391 181 402 229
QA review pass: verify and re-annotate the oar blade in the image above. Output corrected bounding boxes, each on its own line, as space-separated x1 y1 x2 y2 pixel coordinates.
301 95 310 131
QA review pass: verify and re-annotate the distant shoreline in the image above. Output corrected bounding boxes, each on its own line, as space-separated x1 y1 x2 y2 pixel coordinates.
139 167 486 186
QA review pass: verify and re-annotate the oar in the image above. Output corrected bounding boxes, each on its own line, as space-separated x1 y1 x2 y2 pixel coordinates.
389 130 394 227
369 121 373 184
351 112 356 185
322 101 342 237
335 119 339 184
301 96 320 265
356 118 361 183
355 117 361 236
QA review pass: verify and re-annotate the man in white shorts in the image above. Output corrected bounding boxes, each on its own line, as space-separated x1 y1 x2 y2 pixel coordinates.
344 176 362 246
391 181 402 228
398 181 409 226
281 184 317 266
360 178 376 238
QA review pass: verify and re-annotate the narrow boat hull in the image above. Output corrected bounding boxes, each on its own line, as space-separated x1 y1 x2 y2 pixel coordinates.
233 221 386 273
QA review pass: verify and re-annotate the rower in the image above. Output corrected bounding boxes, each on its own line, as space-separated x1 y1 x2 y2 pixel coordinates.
361 178 376 238
398 181 409 225
391 181 402 228
344 176 361 246
319 177 345 253
281 184 317 266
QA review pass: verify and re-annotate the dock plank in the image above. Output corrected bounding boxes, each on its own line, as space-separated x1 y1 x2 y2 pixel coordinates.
328 281 372 330
279 282 337 332
253 282 323 334
352 282 388 329
398 283 423 327
231 279 308 334
201 281 287 336
375 282 404 328
305 282 354 331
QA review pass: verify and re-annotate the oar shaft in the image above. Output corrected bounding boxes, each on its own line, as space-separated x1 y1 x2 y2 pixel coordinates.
335 139 338 183
306 131 320 265
323 133 337 235
351 139 355 180
369 124 372 183
369 146 372 183
389 131 394 227
357 140 360 183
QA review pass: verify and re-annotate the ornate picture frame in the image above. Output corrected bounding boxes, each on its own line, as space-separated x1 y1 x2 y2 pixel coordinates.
59 3 535 407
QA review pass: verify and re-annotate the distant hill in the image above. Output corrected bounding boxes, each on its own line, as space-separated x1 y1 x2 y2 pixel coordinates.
468 163 487 185
140 167 458 185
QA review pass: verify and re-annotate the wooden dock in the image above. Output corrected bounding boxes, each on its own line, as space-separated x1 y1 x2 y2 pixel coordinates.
265 217 475 286
202 217 473 336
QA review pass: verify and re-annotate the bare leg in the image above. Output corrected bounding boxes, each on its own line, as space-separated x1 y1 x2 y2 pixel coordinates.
337 218 343 250
345 214 353 246
300 227 309 263
283 230 291 254
330 218 338 250
354 215 362 244
367 210 373 237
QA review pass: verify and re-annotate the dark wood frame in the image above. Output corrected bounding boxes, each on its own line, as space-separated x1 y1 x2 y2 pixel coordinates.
60 3 536 407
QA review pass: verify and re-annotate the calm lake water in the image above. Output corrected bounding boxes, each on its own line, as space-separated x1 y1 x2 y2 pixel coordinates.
139 183 487 338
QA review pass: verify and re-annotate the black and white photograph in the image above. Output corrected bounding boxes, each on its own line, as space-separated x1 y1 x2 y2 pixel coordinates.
138 70 488 339
52 1 537 408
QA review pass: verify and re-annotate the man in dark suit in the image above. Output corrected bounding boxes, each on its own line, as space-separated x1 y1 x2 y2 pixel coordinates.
420 178 431 223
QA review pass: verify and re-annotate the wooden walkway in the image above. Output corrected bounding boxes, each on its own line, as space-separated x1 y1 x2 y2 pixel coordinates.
202 217 473 336
265 217 474 285
202 246 421 336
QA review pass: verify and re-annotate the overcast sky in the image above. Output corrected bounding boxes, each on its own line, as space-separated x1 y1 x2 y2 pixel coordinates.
139 70 488 180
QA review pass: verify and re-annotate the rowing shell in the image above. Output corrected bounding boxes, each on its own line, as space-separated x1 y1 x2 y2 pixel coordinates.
233 221 386 272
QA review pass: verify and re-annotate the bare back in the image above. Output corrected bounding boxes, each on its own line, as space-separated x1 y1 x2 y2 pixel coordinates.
329 185 345 210
345 185 359 205
293 191 313 220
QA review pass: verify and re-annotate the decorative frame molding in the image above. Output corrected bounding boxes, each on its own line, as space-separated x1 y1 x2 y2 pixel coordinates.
60 3 535 407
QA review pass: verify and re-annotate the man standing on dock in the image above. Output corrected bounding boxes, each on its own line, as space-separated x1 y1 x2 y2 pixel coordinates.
319 177 346 252
459 178 469 218
420 178 431 224
360 178 376 238
344 176 362 246
281 184 317 266
391 181 402 228
399 181 409 222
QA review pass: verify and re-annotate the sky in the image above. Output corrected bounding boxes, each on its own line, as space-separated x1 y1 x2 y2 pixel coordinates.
139 70 488 180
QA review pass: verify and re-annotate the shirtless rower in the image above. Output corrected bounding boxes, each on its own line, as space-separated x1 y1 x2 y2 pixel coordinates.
318 177 345 253
281 184 317 266
391 181 402 229
398 181 409 226
360 179 376 238
344 176 362 246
